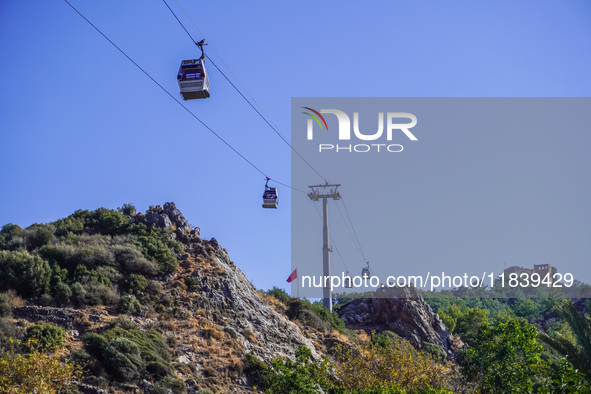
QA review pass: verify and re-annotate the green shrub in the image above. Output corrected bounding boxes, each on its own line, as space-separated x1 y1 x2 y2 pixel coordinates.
422 341 446 360
119 295 141 315
513 298 539 319
71 281 119 306
102 337 144 381
371 331 406 349
24 224 55 249
0 224 24 251
54 215 84 236
24 324 66 350
72 246 115 271
38 294 54 306
85 208 130 236
144 281 164 299
184 277 200 291
438 310 456 332
39 244 72 268
146 361 173 379
127 274 148 294
0 294 11 318
286 300 330 332
82 319 173 384
53 281 72 304
242 353 268 387
0 224 22 239
464 320 545 393
0 250 51 297
136 235 178 274
113 245 159 275
310 302 347 332
264 346 333 393
0 319 20 351
82 333 108 359
118 204 137 217
152 376 185 394
266 287 291 305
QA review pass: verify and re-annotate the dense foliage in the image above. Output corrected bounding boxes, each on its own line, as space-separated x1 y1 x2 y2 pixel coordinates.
0 339 81 393
0 206 182 308
80 318 177 386
2 206 591 393
24 323 66 351
251 340 458 394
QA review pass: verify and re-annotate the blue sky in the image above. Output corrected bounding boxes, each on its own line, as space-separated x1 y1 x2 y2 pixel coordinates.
1 1 590 291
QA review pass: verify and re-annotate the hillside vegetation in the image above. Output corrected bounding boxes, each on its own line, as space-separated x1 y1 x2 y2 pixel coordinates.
0 203 590 393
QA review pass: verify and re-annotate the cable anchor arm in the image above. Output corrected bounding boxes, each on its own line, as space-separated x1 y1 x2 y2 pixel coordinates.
196 39 207 60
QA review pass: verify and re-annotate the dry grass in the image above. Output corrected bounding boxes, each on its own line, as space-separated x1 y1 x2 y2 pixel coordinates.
356 330 371 342
73 314 92 330
4 290 25 307
203 326 224 341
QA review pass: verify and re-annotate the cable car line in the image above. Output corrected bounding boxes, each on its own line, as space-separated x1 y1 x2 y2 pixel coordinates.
63 0 293 193
162 0 327 183
162 0 198 43
340 196 368 263
334 197 366 261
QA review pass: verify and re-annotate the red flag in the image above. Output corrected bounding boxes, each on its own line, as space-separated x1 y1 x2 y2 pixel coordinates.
286 268 298 283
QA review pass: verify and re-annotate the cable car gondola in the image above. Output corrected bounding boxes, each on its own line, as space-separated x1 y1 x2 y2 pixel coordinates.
262 178 278 209
361 262 371 278
344 271 352 288
177 40 210 100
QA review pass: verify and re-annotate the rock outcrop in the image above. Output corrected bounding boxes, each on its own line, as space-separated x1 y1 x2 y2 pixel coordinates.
338 286 456 357
144 202 198 238
145 203 318 366
176 237 318 363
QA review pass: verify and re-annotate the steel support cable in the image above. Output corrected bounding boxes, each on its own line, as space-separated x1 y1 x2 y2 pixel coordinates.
334 197 365 261
339 196 368 263
312 201 351 274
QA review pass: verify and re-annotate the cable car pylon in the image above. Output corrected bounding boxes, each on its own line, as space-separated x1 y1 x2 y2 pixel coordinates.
308 182 341 312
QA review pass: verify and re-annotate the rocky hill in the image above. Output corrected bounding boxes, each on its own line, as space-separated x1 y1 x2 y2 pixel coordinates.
338 286 462 358
0 203 457 393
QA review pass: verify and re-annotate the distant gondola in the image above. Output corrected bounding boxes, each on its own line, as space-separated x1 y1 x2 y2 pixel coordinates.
262 178 278 209
344 271 352 288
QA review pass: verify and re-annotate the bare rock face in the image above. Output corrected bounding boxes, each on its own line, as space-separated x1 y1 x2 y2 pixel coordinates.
145 202 192 234
162 202 192 233
181 237 318 363
140 203 318 364
338 286 455 357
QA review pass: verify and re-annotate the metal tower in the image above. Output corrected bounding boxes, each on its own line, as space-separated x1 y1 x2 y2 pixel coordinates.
308 182 341 312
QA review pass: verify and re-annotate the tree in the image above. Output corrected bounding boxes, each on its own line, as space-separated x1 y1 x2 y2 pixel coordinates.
0 250 51 297
0 339 81 393
264 345 331 394
24 324 66 351
540 301 591 381
333 337 458 393
455 307 489 346
464 320 545 393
